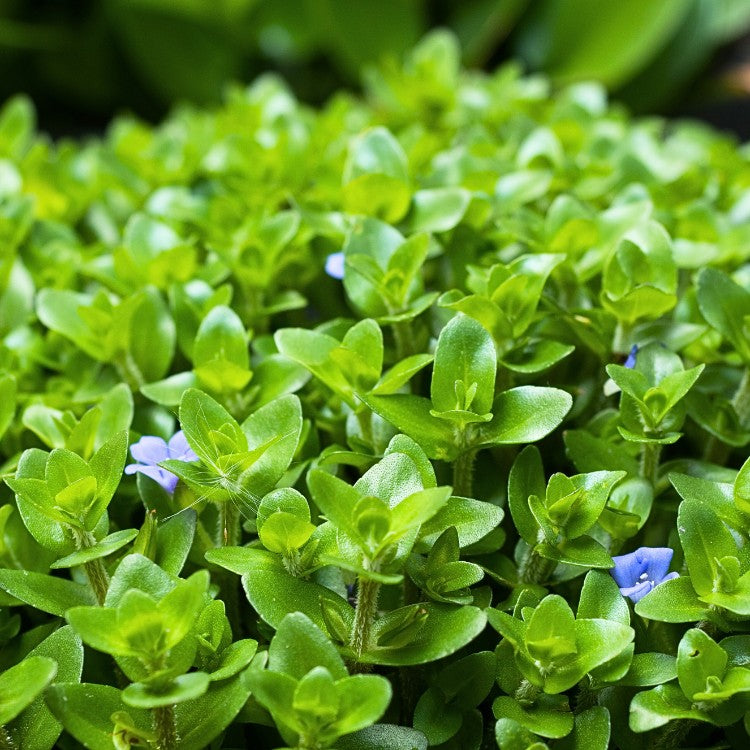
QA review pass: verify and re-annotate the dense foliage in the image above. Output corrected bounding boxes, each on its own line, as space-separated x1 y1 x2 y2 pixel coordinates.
2 29 750 750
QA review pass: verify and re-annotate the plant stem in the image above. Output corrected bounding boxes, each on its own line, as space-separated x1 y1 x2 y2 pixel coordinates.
513 679 541 707
453 448 477 498
640 443 661 487
84 558 110 606
153 705 177 750
350 576 380 661
74 529 110 605
0 726 16 750
355 408 374 448
391 320 414 361
218 501 240 547
653 718 696 749
518 545 556 585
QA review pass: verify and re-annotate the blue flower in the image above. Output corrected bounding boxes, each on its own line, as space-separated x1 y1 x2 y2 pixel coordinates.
624 344 638 369
325 252 345 280
611 546 679 603
124 431 198 494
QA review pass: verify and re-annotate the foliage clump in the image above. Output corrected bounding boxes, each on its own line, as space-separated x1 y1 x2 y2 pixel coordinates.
2 30 750 750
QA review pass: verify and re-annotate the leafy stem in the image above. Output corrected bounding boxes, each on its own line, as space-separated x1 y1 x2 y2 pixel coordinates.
218 500 240 547
153 705 178 750
73 528 110 605
0 726 17 750
452 447 477 498
350 575 380 662
519 544 556 585
640 443 661 488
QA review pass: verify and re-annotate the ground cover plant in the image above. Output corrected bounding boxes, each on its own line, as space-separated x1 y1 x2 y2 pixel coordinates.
3 29 750 750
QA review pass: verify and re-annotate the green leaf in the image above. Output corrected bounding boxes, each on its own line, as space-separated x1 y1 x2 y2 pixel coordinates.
179 388 245 468
361 393 456 460
0 655 57 725
493 694 573 739
123 672 210 708
629 684 704 732
618 652 678 687
8 626 84 750
577 570 629 625
238 550 354 636
477 387 572 446
635 576 709 623
50 528 137 569
334 724 428 750
46 683 151 750
678 500 738 597
556 706 610 750
406 188 471 233
677 628 727 700
696 267 750 361
431 314 496 416
0 569 96 616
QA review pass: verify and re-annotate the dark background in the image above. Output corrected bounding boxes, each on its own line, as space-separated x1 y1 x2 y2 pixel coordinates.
3 0 750 139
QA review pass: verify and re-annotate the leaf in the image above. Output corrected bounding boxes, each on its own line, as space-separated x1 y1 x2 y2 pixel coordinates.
0 655 57 725
477 386 572 446
238 550 354 636
635 576 708 623
0 570 96 616
269 612 347 681
431 314 496 416
696 267 750 361
46 683 151 750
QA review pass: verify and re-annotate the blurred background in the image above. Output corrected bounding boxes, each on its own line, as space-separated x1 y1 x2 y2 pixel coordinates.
3 0 750 138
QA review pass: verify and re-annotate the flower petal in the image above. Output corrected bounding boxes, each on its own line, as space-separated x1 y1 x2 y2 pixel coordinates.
168 430 198 461
325 252 345 280
619 580 652 603
126 463 178 494
640 547 674 582
611 550 646 588
130 436 169 465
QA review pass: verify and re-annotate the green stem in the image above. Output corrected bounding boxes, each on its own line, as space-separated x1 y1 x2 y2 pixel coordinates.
391 320 414 361
519 545 556 585
452 449 477 498
612 320 632 356
0 726 16 750
653 718 696 749
640 443 661 488
218 501 240 547
350 576 380 661
355 408 374 449
153 705 177 750
84 558 110 606
74 529 109 605
513 679 541 707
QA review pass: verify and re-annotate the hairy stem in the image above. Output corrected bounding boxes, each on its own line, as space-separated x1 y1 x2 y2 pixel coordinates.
640 443 661 488
153 705 177 750
0 726 16 750
350 576 380 661
519 545 556 585
452 448 477 498
218 501 240 547
514 679 541 707
73 529 110 605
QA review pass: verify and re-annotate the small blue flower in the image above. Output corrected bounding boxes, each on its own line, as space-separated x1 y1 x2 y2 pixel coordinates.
124 431 198 494
624 344 638 369
325 252 345 280
611 546 679 603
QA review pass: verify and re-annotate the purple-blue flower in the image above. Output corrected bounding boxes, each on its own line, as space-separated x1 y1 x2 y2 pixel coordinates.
611 546 679 603
624 344 638 369
325 252 345 280
124 431 198 494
